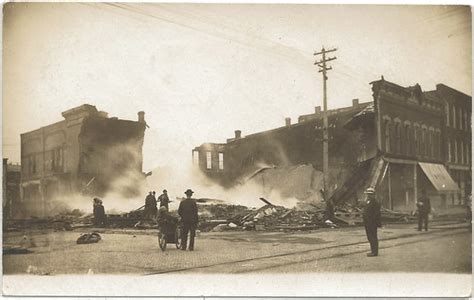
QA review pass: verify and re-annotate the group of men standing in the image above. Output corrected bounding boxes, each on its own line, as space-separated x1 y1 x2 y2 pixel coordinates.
144 189 170 219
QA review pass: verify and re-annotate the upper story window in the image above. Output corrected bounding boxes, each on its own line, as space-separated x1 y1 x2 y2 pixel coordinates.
420 128 426 156
464 111 468 131
28 155 37 175
460 141 465 165
428 130 433 158
446 105 450 127
435 131 441 159
218 152 224 170
395 122 401 154
404 124 411 156
414 125 420 156
452 106 457 128
384 120 391 153
206 151 212 169
459 108 464 130
192 151 199 166
51 148 64 172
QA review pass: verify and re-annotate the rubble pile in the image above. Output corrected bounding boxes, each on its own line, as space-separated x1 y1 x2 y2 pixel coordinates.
239 204 323 231
4 211 89 232
198 204 253 231
199 198 330 232
380 207 416 223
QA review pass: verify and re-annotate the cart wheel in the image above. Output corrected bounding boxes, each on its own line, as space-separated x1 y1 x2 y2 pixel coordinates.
158 232 167 251
175 226 182 249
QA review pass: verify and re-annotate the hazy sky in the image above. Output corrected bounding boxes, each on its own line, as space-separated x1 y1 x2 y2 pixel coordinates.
3 3 471 170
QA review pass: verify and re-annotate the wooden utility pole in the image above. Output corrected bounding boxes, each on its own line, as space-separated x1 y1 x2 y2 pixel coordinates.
314 47 337 199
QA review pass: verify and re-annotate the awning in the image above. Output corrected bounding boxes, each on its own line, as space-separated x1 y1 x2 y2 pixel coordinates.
418 162 459 192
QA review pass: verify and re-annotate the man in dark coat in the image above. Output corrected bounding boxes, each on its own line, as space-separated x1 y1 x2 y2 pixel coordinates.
93 198 106 227
144 191 157 219
158 189 170 210
363 187 382 257
178 189 198 251
417 189 431 231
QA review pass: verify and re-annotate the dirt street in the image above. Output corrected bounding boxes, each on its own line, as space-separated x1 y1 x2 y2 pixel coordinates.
3 221 471 275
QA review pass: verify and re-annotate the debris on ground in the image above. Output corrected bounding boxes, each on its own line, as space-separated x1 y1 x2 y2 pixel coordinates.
76 232 102 244
3 191 419 234
380 207 416 223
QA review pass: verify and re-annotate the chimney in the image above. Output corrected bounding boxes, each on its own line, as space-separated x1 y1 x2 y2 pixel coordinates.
285 117 291 127
138 111 145 123
352 99 359 107
315 106 321 114
235 130 242 139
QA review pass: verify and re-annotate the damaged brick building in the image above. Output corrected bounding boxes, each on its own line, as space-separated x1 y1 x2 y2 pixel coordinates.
20 104 147 217
193 99 373 190
193 78 471 213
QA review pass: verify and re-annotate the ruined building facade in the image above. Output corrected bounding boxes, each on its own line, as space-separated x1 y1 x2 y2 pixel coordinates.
20 104 146 217
193 99 373 191
193 78 471 213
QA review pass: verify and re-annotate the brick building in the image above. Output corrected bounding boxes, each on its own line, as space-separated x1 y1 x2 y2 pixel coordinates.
193 78 471 213
20 104 147 217
193 99 373 192
340 78 470 212
437 84 472 206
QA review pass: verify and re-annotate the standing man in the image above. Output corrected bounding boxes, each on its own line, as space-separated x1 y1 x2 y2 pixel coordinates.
178 189 198 251
93 198 106 227
144 192 157 220
158 189 170 210
363 187 381 257
417 189 431 231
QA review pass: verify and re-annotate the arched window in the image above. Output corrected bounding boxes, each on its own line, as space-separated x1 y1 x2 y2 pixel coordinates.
405 124 411 156
434 131 441 159
420 128 426 156
414 125 420 156
384 120 391 153
428 129 434 158
395 122 401 154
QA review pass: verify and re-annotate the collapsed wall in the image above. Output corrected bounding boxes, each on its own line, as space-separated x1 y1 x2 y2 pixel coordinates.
244 164 325 207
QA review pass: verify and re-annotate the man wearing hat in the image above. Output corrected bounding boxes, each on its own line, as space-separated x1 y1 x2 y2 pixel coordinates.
178 189 198 251
362 187 382 257
158 189 170 210
416 189 431 231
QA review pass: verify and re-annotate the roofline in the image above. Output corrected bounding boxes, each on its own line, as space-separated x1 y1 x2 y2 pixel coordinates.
436 83 472 99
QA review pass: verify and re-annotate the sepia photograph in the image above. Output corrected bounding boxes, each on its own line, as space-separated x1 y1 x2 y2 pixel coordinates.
2 2 472 297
